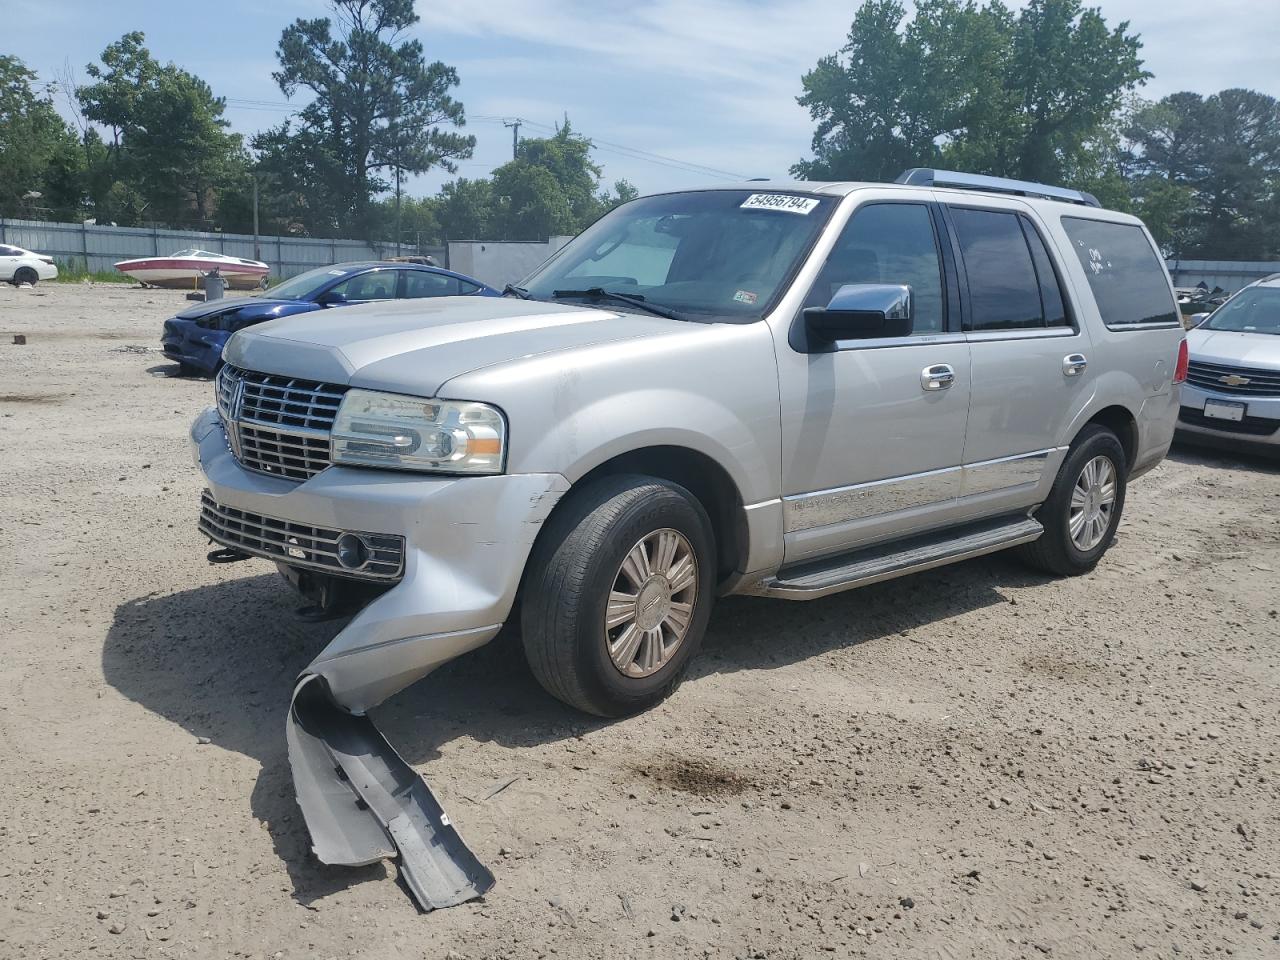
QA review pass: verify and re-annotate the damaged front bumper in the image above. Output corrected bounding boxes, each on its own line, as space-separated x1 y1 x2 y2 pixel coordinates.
190 407 569 908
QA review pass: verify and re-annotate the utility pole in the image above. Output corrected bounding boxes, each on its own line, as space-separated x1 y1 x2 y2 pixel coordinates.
395 162 402 258
503 118 522 160
251 174 261 262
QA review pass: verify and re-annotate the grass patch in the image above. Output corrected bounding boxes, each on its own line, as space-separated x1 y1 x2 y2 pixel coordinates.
53 260 135 284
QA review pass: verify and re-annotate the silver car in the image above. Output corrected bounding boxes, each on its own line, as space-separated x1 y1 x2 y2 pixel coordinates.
189 169 1187 907
1177 274 1280 452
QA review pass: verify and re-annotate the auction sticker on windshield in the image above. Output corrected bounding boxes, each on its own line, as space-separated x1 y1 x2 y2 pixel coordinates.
740 194 820 215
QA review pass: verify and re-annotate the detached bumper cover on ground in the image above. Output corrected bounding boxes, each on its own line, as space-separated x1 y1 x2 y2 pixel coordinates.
191 407 570 909
287 675 495 909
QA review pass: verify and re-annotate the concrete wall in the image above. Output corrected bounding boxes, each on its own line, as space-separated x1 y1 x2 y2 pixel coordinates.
0 217 446 280
447 237 573 289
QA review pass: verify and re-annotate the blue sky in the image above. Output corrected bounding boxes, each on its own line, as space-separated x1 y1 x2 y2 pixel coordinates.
12 0 1280 198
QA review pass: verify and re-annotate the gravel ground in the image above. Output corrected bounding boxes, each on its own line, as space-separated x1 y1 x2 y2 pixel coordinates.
1 281 1278 960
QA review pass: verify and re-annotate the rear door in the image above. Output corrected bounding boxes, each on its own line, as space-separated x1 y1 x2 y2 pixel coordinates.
399 269 463 299
943 201 1093 515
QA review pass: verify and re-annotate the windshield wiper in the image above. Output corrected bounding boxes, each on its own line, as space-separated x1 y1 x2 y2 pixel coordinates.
551 287 684 321
502 283 533 299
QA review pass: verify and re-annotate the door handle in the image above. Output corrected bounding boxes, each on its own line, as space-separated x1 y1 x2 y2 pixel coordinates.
1063 353 1088 377
921 363 956 391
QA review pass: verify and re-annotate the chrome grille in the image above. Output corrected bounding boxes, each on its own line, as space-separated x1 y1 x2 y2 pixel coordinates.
238 425 331 481
238 368 346 431
215 364 348 481
199 490 404 580
1186 359 1280 397
215 363 240 419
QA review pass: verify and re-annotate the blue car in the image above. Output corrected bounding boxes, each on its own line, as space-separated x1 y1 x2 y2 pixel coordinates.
161 261 501 377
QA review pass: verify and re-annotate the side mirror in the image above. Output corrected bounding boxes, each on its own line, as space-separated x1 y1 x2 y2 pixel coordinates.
804 283 913 343
317 290 347 307
1188 312 1211 327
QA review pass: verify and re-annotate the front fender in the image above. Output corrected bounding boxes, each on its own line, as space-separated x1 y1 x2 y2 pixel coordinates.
444 320 784 508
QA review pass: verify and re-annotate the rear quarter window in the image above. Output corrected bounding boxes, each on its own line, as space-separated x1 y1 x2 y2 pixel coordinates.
1060 217 1178 328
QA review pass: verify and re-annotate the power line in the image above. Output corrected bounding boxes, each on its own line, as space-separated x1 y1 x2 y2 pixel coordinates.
471 114 744 180
34 67 748 182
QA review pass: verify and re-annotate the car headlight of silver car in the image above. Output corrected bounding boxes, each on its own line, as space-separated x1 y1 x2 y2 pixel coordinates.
331 389 506 475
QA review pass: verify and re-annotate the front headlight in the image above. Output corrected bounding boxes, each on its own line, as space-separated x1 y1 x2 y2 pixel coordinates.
331 389 506 475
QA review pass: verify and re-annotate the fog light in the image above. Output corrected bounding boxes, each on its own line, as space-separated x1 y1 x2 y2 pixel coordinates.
336 533 370 570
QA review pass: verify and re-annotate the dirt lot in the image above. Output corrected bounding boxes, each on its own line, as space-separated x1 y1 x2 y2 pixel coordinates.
1 281 1278 960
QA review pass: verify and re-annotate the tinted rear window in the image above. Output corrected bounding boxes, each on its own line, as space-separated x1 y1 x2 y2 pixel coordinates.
1060 218 1177 327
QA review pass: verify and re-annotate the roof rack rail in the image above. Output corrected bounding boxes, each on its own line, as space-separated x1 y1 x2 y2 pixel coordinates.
896 168 1101 207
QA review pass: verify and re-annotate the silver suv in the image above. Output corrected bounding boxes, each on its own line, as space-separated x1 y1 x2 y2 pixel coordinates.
191 169 1186 907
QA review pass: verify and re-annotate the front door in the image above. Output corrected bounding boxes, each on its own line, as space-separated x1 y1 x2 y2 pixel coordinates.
774 197 971 564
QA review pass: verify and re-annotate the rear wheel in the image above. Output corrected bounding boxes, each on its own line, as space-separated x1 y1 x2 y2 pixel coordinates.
520 475 716 717
13 267 37 286
1017 425 1127 576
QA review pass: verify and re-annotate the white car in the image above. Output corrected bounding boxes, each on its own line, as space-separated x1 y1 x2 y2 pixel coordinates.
1177 273 1280 452
0 244 59 285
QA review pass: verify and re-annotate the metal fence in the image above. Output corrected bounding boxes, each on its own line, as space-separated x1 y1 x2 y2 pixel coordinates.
0 217 446 280
1166 259 1280 293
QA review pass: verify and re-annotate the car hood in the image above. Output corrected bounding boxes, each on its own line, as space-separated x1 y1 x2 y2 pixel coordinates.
175 296 300 321
1186 327 1280 369
222 296 700 396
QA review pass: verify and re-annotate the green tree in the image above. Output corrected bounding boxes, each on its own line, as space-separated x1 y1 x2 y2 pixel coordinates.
0 55 83 218
794 0 1147 185
486 121 633 239
78 32 243 226
1126 89 1280 258
427 125 636 243
263 0 474 237
1192 89 1280 259
434 178 494 240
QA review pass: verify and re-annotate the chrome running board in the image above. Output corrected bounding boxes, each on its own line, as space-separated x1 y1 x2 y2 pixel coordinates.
287 675 495 911
760 515 1043 600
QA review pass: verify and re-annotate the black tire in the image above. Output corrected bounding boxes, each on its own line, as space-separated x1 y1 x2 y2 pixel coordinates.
520 474 716 717
1017 425 1127 576
178 362 200 377
13 267 38 286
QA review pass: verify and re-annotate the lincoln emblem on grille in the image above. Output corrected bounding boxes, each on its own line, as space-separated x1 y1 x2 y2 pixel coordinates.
1219 373 1251 386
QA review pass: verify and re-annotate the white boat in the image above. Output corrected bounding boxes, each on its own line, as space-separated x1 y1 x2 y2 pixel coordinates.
114 249 270 290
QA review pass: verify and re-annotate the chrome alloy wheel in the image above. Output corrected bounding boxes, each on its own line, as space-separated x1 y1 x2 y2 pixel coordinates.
604 528 699 679
1069 455 1117 551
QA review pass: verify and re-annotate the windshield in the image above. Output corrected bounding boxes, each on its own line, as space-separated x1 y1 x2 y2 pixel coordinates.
1202 286 1280 335
522 190 836 322
260 265 353 300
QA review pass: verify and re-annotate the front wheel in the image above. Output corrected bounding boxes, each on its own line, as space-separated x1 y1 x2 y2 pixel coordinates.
1016 425 1127 576
520 475 716 717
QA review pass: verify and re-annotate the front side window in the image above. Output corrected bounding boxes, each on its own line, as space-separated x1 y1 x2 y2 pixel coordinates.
951 208 1045 331
1060 217 1178 327
1202 287 1280 335
522 190 836 323
331 270 396 302
801 202 945 335
263 265 353 301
